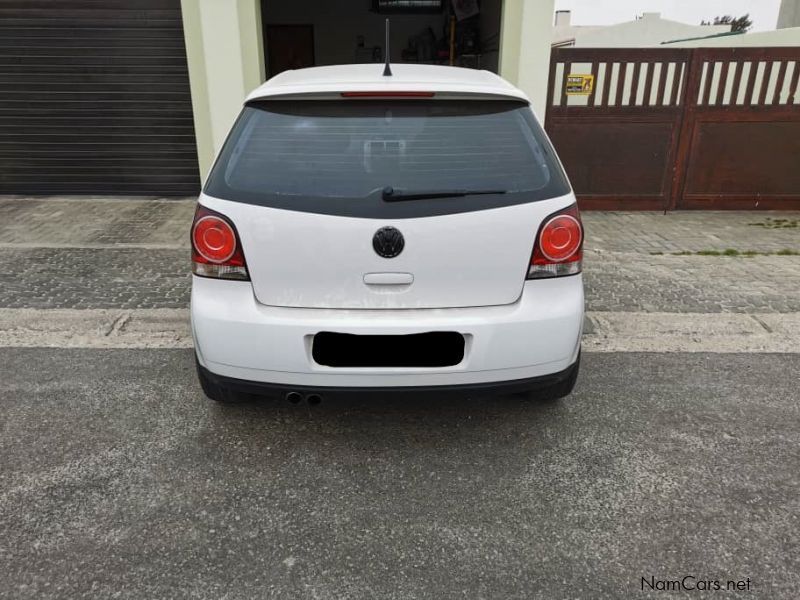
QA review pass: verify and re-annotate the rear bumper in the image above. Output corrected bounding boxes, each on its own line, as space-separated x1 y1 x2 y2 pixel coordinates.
198 354 580 399
192 275 583 387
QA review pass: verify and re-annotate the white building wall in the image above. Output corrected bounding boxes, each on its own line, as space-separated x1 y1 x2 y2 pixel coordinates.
568 13 730 47
778 0 800 28
663 27 800 47
500 0 555 118
181 0 265 180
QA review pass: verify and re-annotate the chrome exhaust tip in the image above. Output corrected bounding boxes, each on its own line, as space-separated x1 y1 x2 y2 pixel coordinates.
306 393 323 406
285 391 303 404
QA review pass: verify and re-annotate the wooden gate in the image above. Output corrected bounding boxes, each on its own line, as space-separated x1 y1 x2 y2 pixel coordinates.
545 47 800 210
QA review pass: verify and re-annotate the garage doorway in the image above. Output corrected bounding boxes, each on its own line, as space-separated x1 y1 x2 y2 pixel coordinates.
265 25 315 76
260 0 503 78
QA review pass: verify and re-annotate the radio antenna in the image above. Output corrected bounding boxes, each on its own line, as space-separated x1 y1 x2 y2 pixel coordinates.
383 18 392 76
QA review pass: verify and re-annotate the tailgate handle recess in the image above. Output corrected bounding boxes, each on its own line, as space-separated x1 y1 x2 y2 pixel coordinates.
363 272 414 286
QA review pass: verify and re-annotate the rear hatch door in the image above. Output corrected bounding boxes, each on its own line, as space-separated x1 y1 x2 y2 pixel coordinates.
202 98 571 309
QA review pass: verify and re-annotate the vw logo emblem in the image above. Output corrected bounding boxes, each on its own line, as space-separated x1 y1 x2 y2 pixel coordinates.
373 226 404 258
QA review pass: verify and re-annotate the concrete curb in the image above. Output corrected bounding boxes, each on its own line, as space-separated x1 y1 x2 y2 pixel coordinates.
583 311 800 353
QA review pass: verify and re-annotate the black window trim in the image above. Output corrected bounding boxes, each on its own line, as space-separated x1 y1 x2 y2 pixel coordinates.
203 99 571 220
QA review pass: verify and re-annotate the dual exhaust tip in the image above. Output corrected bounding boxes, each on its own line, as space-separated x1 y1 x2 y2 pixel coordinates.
285 391 322 406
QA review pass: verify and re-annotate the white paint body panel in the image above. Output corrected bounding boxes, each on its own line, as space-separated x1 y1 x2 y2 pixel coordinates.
192 67 583 388
199 192 576 309
192 276 583 387
245 64 530 103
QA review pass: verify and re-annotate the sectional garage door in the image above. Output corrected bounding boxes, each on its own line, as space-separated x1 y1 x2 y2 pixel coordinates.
0 0 200 196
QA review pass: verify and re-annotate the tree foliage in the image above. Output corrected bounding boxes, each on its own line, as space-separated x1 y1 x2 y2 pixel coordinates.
701 13 753 33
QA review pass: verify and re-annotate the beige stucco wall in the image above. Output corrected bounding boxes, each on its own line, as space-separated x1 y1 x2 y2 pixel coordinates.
181 0 265 181
499 0 555 119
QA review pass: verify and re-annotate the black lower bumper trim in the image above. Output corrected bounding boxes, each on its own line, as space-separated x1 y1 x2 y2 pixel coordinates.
198 356 579 399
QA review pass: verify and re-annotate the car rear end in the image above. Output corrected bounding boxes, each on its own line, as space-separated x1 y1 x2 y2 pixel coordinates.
191 75 583 401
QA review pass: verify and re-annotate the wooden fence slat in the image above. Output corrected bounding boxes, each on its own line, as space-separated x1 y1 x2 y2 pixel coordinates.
701 61 714 105
590 60 600 107
546 50 558 111
729 60 744 105
788 60 800 104
642 61 655 105
560 61 571 107
601 62 613 107
615 62 627 106
743 60 759 105
757 60 774 105
716 61 730 105
669 62 682 105
628 62 641 106
655 62 668 106
772 60 788 104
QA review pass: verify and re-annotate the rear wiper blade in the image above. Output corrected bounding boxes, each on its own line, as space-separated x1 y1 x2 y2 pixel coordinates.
381 186 506 202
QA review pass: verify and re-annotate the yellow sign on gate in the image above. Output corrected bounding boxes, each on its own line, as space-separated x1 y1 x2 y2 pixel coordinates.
565 74 594 95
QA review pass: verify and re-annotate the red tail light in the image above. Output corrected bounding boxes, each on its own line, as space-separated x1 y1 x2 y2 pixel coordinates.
191 205 249 280
527 204 583 279
340 91 435 98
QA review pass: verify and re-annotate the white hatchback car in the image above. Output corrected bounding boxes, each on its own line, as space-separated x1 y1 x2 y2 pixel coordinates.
191 64 583 404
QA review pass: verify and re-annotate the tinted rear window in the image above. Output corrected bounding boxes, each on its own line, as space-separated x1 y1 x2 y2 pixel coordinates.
204 100 570 218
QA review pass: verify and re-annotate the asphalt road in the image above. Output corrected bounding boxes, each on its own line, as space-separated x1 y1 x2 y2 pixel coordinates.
1 349 798 599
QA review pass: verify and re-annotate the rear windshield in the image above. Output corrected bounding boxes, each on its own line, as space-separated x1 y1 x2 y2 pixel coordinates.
204 100 570 218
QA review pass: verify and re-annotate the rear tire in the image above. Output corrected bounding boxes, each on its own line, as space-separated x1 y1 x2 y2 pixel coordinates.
195 355 251 403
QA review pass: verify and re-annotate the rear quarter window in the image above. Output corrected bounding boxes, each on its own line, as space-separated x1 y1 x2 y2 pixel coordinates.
204 100 570 218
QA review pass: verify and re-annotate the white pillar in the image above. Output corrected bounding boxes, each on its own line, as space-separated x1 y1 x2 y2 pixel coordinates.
181 0 265 181
778 0 800 28
499 0 555 120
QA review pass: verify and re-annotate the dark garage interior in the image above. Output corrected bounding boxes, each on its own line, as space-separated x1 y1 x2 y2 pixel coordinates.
260 0 503 77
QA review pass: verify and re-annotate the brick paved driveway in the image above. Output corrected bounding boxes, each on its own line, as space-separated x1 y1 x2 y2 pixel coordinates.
0 196 798 312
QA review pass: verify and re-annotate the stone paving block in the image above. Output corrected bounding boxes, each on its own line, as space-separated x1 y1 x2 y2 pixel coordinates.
0 197 195 248
582 210 800 254
0 248 190 309
583 251 800 314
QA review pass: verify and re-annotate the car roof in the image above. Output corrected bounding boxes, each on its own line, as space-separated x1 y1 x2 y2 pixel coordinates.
245 64 530 103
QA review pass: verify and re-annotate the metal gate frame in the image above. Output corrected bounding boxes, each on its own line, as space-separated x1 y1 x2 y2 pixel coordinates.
673 47 800 209
545 46 800 210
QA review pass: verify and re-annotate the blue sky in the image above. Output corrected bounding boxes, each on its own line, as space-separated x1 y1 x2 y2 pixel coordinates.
553 0 782 32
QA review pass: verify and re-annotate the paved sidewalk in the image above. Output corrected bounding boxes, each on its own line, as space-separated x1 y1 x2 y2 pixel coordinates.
0 196 798 313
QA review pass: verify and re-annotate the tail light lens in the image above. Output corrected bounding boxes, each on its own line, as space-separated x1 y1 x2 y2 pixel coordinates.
191 205 249 280
527 203 583 279
340 91 436 97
